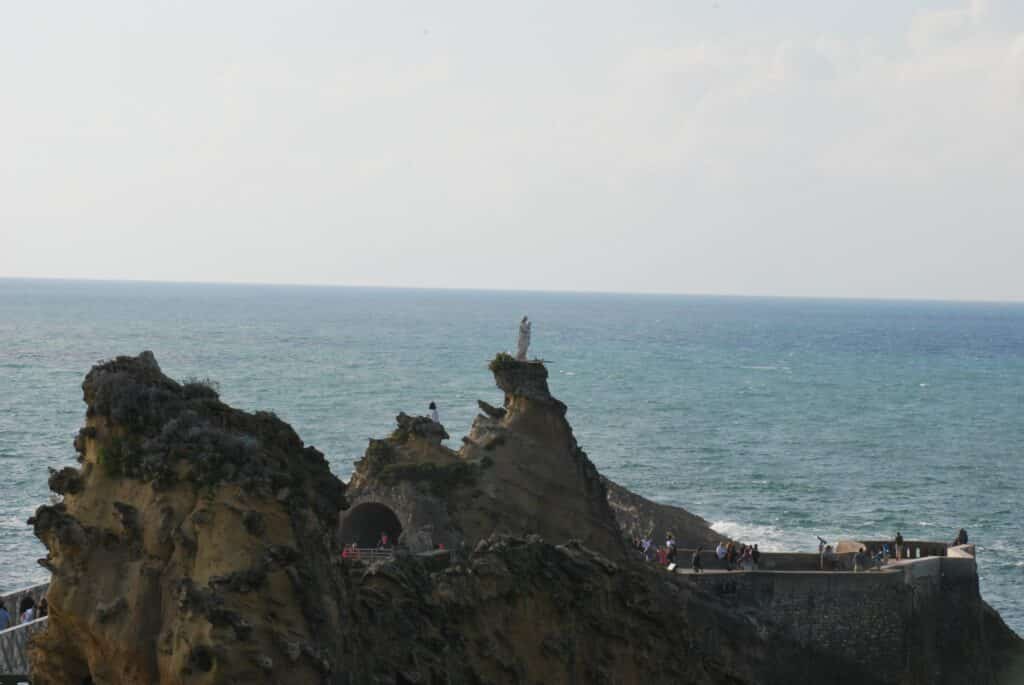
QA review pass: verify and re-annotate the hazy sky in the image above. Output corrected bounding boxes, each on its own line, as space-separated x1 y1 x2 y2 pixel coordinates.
3 1 1022 300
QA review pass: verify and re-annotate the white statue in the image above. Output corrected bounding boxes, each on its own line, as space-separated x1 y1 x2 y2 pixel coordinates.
516 316 531 361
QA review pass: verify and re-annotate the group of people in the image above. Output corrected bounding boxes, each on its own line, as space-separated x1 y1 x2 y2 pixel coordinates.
631 532 679 566
340 531 396 560
630 534 761 573
817 528 970 572
714 541 760 571
0 595 47 630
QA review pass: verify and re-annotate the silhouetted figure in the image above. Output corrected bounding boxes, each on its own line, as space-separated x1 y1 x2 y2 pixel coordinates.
692 546 704 574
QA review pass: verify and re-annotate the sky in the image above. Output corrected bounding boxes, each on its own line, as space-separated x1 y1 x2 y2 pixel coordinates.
2 1 1022 301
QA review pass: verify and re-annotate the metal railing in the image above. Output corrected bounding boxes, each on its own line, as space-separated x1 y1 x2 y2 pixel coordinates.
342 547 396 563
0 582 52 679
0 617 47 677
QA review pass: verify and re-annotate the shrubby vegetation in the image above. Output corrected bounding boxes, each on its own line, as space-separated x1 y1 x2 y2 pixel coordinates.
81 355 345 524
488 352 518 372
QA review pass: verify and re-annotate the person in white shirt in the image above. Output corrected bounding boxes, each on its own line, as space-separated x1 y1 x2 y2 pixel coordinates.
429 401 440 424
18 596 35 624
665 532 677 564
716 541 727 561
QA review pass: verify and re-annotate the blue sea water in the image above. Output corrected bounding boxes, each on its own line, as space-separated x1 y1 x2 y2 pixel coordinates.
1 279 1022 631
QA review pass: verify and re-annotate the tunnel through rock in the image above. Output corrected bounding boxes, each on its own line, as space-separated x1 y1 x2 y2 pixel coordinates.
340 502 403 547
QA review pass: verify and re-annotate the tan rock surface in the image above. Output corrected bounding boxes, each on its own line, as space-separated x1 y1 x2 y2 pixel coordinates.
30 353 345 684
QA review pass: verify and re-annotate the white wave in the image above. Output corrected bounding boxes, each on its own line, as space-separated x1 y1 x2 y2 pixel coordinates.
710 520 806 552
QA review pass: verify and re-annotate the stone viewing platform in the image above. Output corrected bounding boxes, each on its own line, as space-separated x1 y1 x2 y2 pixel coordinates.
672 545 986 671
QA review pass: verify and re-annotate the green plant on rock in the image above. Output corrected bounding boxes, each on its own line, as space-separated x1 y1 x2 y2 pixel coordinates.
488 352 519 372
98 436 141 477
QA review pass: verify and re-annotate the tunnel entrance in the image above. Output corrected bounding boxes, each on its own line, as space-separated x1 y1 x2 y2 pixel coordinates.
340 502 403 548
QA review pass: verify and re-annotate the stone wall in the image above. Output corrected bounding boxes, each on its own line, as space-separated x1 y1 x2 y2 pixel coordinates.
688 568 908 679
680 553 999 684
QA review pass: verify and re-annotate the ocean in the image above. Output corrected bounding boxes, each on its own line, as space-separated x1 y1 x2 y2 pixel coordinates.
1 279 1021 632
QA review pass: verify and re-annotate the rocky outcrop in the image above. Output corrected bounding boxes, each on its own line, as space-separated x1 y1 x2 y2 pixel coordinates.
330 534 890 685
342 355 625 559
602 475 727 548
27 352 1024 684
29 352 346 684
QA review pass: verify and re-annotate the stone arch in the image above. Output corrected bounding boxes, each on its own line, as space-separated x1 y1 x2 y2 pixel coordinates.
339 502 403 548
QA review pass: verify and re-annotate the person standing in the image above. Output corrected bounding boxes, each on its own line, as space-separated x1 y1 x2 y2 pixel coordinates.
725 542 737 571
19 596 35 623
751 544 761 570
895 531 904 561
0 601 10 630
641 536 653 562
691 546 704 574
429 401 440 424
665 532 677 564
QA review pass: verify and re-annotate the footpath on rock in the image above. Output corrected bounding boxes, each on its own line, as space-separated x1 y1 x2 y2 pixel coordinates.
19 352 1024 684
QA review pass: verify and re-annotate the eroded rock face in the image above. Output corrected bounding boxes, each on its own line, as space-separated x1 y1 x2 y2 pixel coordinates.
602 476 728 548
342 356 626 559
29 352 346 684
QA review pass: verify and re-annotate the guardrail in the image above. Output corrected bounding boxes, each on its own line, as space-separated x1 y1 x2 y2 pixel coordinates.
1 582 51 680
0 616 47 677
342 548 396 563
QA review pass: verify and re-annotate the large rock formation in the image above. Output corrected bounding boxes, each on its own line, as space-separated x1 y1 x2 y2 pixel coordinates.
30 353 347 683
342 355 626 560
27 352 1024 684
602 476 727 548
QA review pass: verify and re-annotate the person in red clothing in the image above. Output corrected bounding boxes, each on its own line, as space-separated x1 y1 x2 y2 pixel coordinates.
657 546 668 565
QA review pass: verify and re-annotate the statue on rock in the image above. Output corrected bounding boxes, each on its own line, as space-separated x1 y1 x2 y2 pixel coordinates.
516 315 532 361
